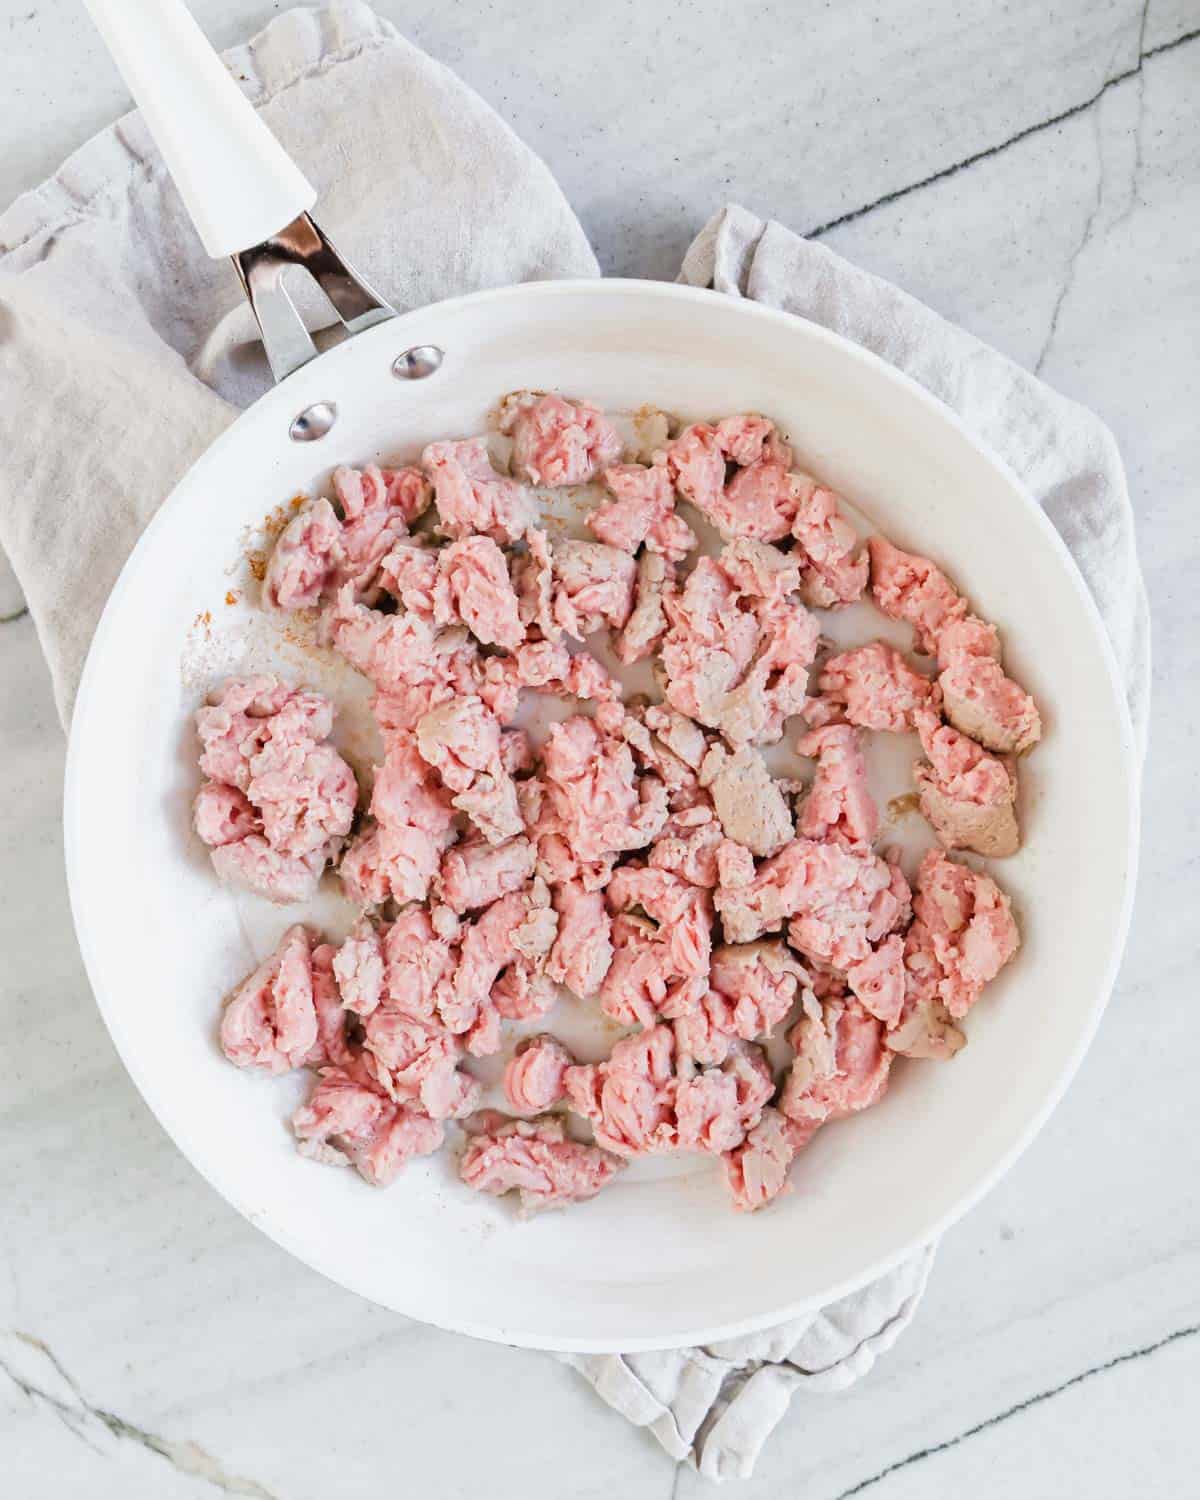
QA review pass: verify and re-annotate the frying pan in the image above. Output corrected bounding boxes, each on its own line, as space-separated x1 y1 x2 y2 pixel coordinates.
64 0 1139 1350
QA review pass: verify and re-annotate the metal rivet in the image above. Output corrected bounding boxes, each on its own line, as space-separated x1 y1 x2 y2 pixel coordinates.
289 401 337 442
392 345 444 380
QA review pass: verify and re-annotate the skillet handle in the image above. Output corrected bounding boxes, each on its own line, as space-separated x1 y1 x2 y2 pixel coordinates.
80 0 395 382
80 0 315 259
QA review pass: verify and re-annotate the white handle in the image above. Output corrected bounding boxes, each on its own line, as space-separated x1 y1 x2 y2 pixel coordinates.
81 0 316 258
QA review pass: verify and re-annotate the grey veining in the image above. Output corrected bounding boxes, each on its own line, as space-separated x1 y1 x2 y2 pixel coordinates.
2 1 1199 1495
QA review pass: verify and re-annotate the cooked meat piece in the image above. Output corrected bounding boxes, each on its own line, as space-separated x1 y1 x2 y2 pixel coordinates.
547 539 638 639
615 550 674 664
715 837 907 965
797 723 878 849
377 538 439 620
811 642 934 732
209 838 330 905
416 695 522 844
332 917 385 1016
937 614 1001 664
667 418 797 540
512 526 560 641
435 536 525 650
723 1107 820 1212
703 939 809 1045
491 961 558 1021
675 1044 773 1153
293 1065 445 1186
699 743 793 856
264 498 342 611
219 924 319 1074
912 848 1019 1019
194 676 356 903
643 705 709 769
648 805 726 887
564 1025 769 1157
459 1111 623 1210
541 715 669 864
503 1035 575 1114
779 993 891 1127
716 537 802 602
422 436 536 543
368 627 481 738
590 460 696 561
661 555 818 745
664 423 728 519
333 463 431 601
715 838 756 888
714 414 783 467
437 836 536 914
303 942 355 1069
437 884 556 1053
938 653 1042 755
790 483 869 608
596 912 704 1028
499 392 623 487
868 535 968 655
912 705 1019 856
606 865 714 983
193 781 260 848
844 933 905 1028
886 919 966 1059
325 584 438 696
376 907 458 1024
546 881 614 998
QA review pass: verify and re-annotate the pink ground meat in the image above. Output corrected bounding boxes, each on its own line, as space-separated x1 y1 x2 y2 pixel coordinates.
501 392 624 487
436 536 525 650
675 940 809 1063
194 677 356 904
215 396 1035 1214
723 1107 821 1211
503 1034 574 1113
810 642 934 732
220 924 320 1074
797 723 878 849
591 461 696 561
460 1111 623 1211
564 1024 770 1157
541 715 669 864
886 919 967 1060
437 836 536 914
938 653 1042 755
547 539 638 639
714 837 907 966
546 881 614 998
780 994 892 1128
912 848 1020 1019
264 498 342 611
422 436 536 543
868 535 968 655
913 705 1019 856
293 1066 446 1187
791 483 869 608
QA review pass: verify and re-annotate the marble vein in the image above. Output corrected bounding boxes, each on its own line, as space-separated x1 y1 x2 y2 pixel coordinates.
0 606 28 625
1035 107 1106 375
832 1320 1200 1499
808 21 1200 241
0 1330 278 1499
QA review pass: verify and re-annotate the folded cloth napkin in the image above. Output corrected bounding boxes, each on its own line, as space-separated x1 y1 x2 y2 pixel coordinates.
0 0 1149 1483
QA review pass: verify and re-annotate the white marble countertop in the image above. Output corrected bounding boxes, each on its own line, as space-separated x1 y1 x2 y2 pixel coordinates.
2 0 1198 1494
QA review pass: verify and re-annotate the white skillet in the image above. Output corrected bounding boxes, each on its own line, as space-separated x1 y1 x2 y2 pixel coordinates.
66 0 1139 1351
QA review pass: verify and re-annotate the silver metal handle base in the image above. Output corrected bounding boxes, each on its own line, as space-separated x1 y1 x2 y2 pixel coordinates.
233 213 395 382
